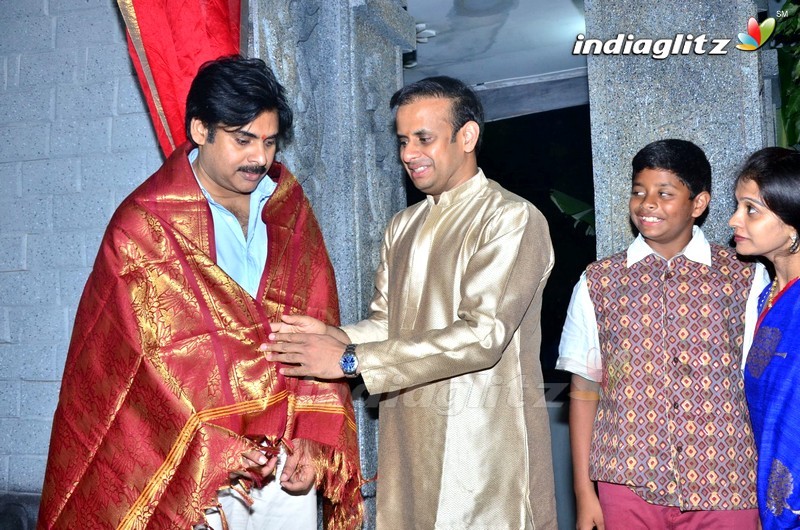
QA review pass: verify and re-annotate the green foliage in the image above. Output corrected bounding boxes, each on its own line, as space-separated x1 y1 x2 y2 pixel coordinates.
550 189 595 236
775 1 800 147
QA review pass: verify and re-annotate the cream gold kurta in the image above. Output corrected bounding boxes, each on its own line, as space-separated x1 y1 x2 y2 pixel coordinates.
343 171 558 529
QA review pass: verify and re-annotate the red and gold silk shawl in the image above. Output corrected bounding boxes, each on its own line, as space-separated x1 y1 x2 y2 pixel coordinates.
117 0 240 155
38 143 362 530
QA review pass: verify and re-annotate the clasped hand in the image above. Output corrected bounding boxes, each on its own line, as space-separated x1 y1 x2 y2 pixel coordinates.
238 438 319 494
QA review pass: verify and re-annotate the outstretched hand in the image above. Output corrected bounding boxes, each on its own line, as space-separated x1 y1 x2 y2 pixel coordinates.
262 332 348 379
268 314 327 335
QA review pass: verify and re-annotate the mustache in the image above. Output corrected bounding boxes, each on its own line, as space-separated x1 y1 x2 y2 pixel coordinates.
238 165 268 174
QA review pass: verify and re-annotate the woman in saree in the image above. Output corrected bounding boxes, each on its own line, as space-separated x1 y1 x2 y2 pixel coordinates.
729 146 800 529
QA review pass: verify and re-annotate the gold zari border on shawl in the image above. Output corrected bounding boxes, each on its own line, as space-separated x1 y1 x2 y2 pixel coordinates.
295 403 357 433
117 390 290 530
116 0 175 151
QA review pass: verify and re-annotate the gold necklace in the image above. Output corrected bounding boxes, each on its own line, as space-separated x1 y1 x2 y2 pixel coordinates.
765 280 780 311
766 275 800 311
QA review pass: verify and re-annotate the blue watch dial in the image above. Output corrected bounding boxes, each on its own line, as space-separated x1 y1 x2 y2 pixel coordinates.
339 344 358 376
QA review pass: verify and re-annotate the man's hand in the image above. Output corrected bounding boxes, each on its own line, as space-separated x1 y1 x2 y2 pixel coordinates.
263 332 348 379
269 314 327 335
279 438 320 494
235 449 278 482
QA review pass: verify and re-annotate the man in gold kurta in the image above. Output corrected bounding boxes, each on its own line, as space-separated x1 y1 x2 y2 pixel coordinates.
267 76 558 529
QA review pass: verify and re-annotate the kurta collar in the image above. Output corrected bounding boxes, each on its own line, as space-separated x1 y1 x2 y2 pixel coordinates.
426 169 487 208
626 225 712 267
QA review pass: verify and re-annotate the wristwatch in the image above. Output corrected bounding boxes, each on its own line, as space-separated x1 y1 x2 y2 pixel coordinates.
339 344 359 378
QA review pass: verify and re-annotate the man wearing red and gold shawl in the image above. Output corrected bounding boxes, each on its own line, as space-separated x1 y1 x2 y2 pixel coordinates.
37 56 362 530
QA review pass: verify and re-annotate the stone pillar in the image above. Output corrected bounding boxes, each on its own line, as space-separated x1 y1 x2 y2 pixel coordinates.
585 0 772 256
243 1 415 527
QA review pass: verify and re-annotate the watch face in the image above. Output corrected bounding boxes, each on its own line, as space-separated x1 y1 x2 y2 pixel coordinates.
339 353 355 375
340 353 357 375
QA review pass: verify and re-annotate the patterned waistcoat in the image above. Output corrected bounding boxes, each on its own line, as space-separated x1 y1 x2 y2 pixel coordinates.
586 245 757 510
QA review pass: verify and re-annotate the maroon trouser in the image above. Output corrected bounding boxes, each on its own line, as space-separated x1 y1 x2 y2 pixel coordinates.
597 481 759 530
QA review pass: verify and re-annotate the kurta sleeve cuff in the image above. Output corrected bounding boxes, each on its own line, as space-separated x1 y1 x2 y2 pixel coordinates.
350 342 389 394
339 322 390 394
340 321 387 344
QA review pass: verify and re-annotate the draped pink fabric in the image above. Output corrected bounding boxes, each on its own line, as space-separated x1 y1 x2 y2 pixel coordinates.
117 0 241 156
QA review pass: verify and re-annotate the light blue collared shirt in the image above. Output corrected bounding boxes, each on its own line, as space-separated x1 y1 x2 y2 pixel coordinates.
189 149 276 298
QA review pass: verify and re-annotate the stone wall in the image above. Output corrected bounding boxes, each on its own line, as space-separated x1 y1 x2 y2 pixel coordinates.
0 0 412 527
245 2 414 526
0 0 162 526
584 0 771 256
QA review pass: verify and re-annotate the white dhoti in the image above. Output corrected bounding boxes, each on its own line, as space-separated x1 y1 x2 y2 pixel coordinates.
204 448 317 530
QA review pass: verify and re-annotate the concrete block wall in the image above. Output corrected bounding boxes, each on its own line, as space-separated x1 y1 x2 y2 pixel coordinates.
0 0 161 522
584 0 769 256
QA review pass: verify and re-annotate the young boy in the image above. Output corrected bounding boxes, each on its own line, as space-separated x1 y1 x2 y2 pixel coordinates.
557 139 768 529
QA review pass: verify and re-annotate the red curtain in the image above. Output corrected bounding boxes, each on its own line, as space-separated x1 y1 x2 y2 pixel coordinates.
117 0 241 156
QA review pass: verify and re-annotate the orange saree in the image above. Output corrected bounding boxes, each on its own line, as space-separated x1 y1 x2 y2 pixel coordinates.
38 143 362 529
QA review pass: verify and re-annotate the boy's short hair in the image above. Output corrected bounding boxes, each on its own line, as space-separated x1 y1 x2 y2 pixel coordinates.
736 147 800 234
631 139 711 198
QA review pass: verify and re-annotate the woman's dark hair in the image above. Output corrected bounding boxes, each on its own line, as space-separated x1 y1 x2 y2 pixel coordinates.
735 147 800 233
631 139 711 198
184 55 293 147
390 75 484 152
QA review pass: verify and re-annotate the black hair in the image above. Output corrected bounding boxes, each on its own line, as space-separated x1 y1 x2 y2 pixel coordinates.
389 75 485 152
735 147 800 234
184 55 293 147
631 139 711 198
